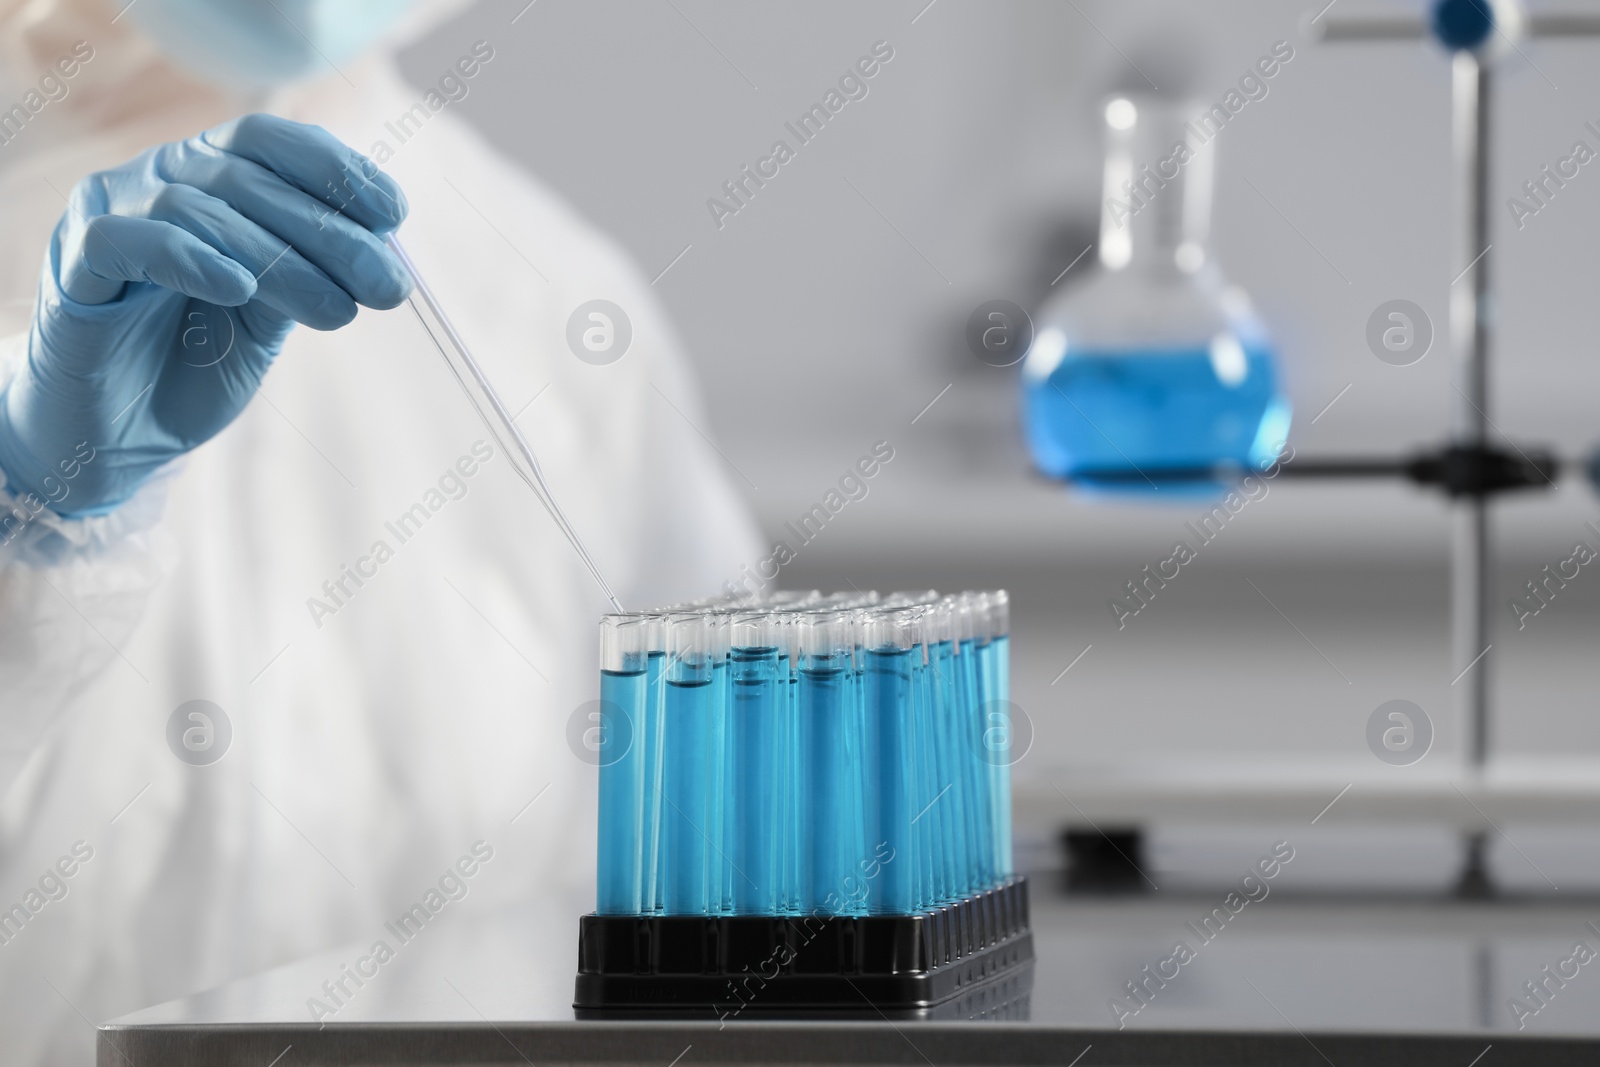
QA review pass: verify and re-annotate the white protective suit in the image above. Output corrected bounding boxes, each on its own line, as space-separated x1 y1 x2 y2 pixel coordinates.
0 1 761 1062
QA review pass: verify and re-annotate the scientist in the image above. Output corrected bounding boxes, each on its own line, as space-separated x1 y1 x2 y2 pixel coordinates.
0 0 759 1060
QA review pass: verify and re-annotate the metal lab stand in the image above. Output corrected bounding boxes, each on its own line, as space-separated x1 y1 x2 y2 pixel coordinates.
1313 0 1600 891
1046 1 1600 894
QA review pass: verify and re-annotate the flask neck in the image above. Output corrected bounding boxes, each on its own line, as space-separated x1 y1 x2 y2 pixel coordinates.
1097 98 1214 282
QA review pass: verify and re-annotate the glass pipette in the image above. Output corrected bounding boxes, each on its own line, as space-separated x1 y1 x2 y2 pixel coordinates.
386 233 624 613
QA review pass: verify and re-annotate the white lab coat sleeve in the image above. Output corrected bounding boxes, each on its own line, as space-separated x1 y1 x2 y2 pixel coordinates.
0 332 176 796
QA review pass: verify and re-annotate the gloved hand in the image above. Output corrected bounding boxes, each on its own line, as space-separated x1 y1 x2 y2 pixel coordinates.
0 113 411 517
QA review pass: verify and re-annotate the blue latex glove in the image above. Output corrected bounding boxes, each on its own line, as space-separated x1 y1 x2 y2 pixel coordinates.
0 113 411 517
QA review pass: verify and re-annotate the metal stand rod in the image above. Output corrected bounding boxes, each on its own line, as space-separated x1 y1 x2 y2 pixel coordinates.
1451 55 1492 773
1315 11 1600 42
1312 15 1427 41
1528 13 1600 35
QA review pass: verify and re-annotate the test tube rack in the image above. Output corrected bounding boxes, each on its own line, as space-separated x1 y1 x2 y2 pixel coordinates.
574 878 1032 1017
574 591 1034 1015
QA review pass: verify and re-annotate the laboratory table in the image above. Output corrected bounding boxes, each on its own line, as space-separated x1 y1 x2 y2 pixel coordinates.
101 886 1600 1066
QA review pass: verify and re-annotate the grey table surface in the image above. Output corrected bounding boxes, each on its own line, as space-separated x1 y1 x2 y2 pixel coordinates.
100 886 1600 1066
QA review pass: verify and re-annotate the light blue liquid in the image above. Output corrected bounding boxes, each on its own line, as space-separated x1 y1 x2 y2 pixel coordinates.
957 638 991 890
730 645 780 914
663 678 712 915
931 640 968 902
778 650 800 914
799 661 865 915
708 659 731 914
597 669 645 915
601 608 1010 920
987 634 1013 880
864 648 915 915
853 651 868 899
1024 345 1289 489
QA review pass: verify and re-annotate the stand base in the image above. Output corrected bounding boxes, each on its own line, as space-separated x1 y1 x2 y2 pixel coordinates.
574 878 1033 1017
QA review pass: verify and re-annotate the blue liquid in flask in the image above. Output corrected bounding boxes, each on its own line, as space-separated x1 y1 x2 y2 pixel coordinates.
1024 343 1289 490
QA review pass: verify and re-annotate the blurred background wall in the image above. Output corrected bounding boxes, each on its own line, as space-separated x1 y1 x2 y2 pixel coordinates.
399 0 1600 886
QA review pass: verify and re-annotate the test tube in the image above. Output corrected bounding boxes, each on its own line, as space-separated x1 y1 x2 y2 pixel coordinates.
730 612 782 914
640 615 667 914
927 600 968 902
966 591 1000 885
797 610 865 915
906 607 939 912
662 613 715 915
597 614 649 915
987 591 1013 881
850 609 868 900
777 610 803 915
954 594 993 890
863 607 919 915
706 614 733 914
888 583 942 898
668 602 739 915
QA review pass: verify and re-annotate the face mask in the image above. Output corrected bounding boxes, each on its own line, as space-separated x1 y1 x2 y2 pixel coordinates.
128 0 416 89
